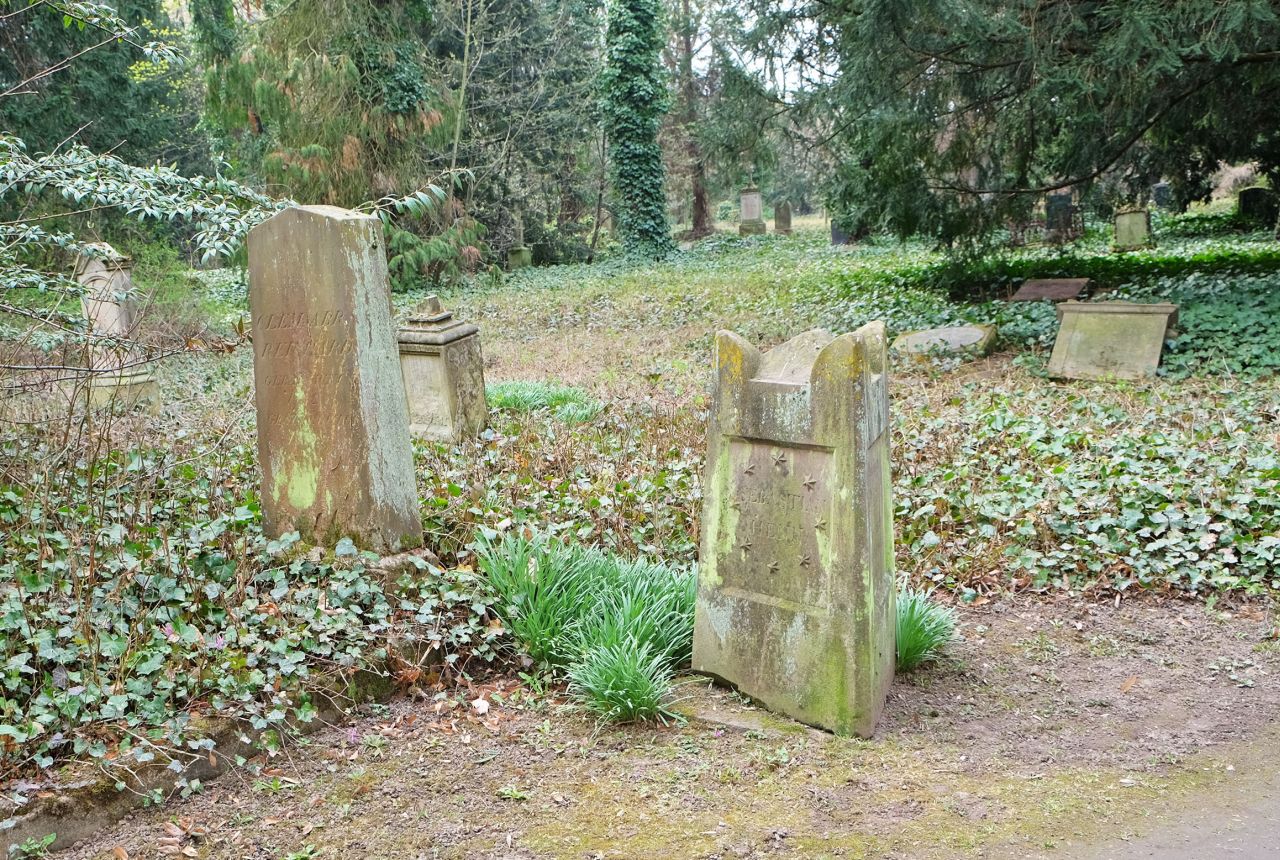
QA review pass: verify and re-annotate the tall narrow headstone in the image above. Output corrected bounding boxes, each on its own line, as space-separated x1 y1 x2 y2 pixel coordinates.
774 200 793 236
693 324 895 737
397 296 488 442
247 205 422 553
739 187 766 236
74 245 158 408
1113 209 1154 251
507 216 532 269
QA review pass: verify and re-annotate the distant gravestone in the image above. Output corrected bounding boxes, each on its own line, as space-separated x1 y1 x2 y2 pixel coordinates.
1045 193 1076 238
1010 277 1091 302
1048 302 1178 381
507 217 532 269
831 222 851 245
74 245 158 408
891 324 996 358
774 201 793 236
693 324 895 737
1114 209 1154 251
397 295 488 442
247 205 422 553
1237 187 1279 226
739 187 766 236
1152 182 1173 210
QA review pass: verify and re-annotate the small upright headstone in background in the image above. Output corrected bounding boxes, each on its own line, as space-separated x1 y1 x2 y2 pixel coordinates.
1113 209 1154 251
693 324 895 738
397 296 488 442
1048 302 1178 381
74 245 158 408
739 187 766 236
1045 192 1077 239
891 324 996 359
247 205 422 553
1237 187 1279 227
831 222 851 245
773 200 793 235
1152 182 1173 210
507 217 532 269
1010 277 1091 302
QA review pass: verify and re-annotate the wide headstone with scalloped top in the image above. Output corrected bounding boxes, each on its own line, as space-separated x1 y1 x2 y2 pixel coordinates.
693 325 895 737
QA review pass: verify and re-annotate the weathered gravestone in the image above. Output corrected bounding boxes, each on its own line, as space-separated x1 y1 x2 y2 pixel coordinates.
74 245 158 408
1010 277 1090 302
693 324 895 737
774 200 793 236
1152 182 1173 210
891 324 996 359
1114 209 1154 251
739 187 766 236
397 295 488 442
247 205 422 553
1045 193 1077 239
507 217 532 269
1237 187 1279 227
830 222 851 245
1048 302 1178 381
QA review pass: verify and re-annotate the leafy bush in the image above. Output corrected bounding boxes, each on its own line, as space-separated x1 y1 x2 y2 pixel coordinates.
486 381 604 423
475 532 694 721
896 588 957 671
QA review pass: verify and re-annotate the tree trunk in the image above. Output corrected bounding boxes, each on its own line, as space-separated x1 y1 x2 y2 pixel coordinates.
678 0 712 238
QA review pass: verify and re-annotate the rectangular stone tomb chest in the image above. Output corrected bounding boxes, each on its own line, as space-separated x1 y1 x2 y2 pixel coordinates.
1047 302 1178 381
693 325 895 737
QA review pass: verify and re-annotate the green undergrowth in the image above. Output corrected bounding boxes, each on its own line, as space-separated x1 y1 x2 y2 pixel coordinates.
474 532 694 722
895 588 958 671
0 434 499 787
486 381 604 424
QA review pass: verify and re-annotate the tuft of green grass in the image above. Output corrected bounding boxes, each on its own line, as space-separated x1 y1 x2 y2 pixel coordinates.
475 532 694 721
486 381 603 423
896 587 958 671
566 641 675 723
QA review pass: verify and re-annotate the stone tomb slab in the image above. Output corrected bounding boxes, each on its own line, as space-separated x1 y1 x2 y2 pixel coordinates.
693 326 895 738
1010 278 1091 302
891 325 996 358
1047 302 1178 381
247 205 422 553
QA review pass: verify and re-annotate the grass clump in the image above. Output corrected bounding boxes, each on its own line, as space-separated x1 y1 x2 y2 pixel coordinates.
897 587 958 671
486 380 604 423
475 532 694 721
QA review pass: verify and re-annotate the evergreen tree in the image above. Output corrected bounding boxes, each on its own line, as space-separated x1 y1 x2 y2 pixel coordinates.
602 0 674 257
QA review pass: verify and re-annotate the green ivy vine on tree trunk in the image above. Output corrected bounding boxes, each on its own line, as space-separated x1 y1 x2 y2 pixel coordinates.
601 0 674 258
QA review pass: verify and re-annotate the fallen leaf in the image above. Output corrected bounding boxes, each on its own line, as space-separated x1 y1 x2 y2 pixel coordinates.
1120 675 1139 693
112 848 130 860
471 697 490 715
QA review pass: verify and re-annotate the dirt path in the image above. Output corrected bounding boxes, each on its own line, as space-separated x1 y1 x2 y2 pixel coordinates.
54 597 1279 859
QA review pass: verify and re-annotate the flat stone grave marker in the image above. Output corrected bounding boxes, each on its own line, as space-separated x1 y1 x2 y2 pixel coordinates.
247 205 422 553
774 200 792 235
1048 302 1178 381
739 187 766 236
1114 209 1154 251
1010 277 1090 302
397 295 488 442
891 324 996 358
693 324 895 737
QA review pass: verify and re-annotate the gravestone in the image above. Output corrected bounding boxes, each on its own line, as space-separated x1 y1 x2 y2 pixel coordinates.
507 217 532 269
1045 193 1076 238
774 201 793 236
397 295 488 442
1114 209 1154 251
739 187 766 236
693 324 895 737
1010 277 1090 302
1237 187 1279 226
831 222 851 245
1152 182 1173 209
891 324 996 358
1048 302 1178 381
74 245 158 408
247 205 422 553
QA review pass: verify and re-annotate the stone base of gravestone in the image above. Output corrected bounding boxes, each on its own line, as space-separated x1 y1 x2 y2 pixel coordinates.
891 324 996 359
86 368 159 410
1010 278 1091 302
739 219 767 236
397 296 487 442
247 205 422 553
1113 209 1154 251
1048 302 1178 381
507 247 532 269
1237 187 1279 226
693 324 895 738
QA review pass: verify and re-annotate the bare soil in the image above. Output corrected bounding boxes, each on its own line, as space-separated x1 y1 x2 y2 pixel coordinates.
60 595 1280 859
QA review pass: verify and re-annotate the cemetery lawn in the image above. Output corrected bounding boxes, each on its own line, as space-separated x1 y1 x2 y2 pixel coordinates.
6 221 1280 855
